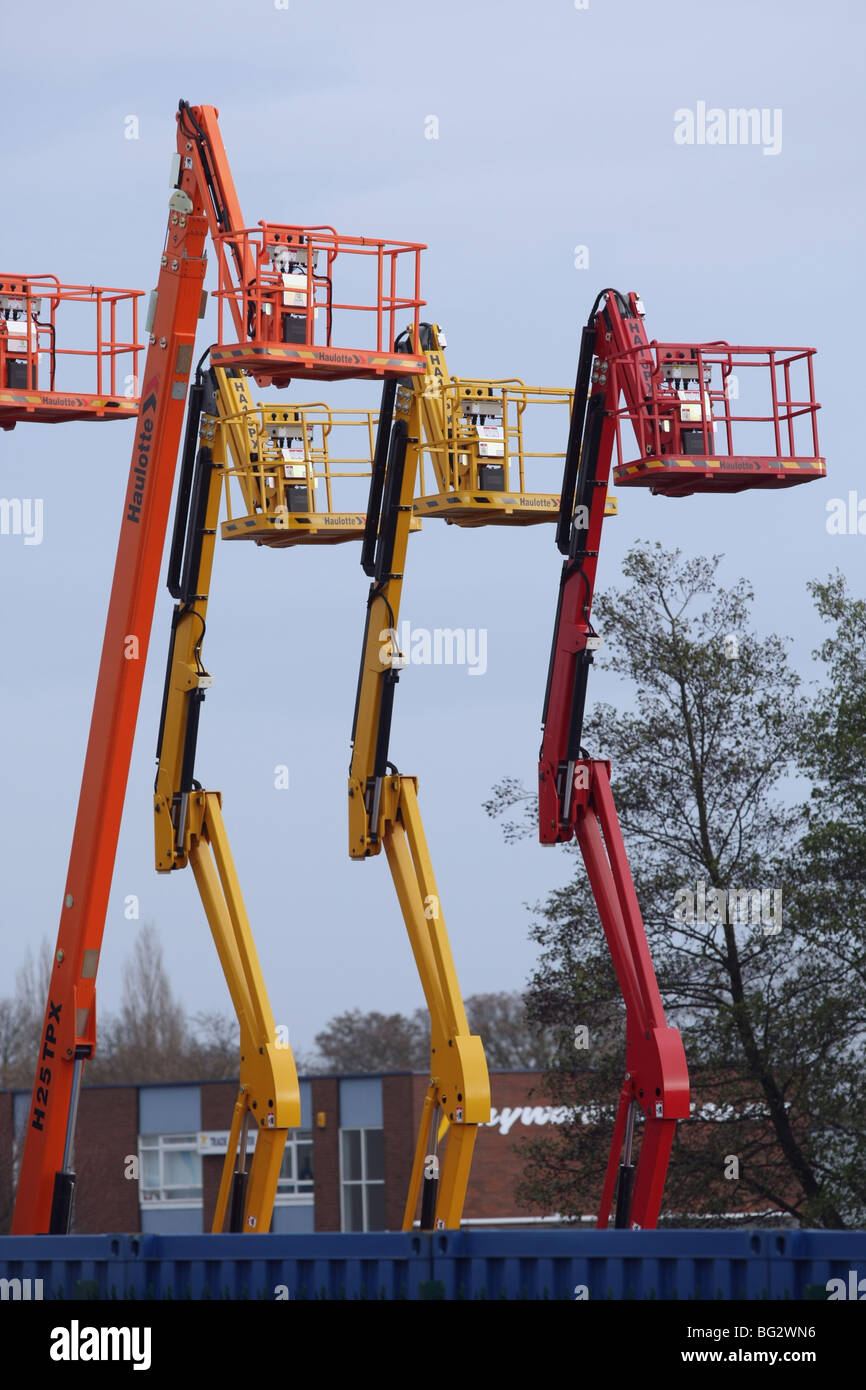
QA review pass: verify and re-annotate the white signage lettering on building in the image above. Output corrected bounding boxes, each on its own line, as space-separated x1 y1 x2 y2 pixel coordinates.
485 1100 758 1135
198 1130 257 1155
486 1106 573 1135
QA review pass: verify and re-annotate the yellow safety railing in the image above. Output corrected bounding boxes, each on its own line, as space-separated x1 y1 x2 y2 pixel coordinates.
221 400 379 527
218 379 614 540
417 378 574 498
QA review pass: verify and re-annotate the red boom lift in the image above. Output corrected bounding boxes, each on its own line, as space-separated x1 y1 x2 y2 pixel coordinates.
13 100 425 1235
539 289 823 1228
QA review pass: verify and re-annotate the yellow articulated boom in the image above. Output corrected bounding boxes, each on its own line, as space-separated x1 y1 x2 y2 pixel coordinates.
349 331 489 1230
154 365 302 1232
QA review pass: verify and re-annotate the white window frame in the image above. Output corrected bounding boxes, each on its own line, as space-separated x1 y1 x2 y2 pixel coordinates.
138 1132 202 1208
339 1127 385 1232
274 1128 314 1206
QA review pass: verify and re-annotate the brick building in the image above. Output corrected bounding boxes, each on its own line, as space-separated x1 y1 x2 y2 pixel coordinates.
0 1070 562 1234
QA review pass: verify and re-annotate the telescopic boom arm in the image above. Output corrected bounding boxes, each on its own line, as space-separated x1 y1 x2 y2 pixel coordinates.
153 365 300 1232
538 288 822 1227
14 103 249 1236
350 325 490 1229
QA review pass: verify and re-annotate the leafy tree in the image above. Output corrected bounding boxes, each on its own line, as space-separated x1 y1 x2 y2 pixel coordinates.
779 573 866 1223
487 542 865 1227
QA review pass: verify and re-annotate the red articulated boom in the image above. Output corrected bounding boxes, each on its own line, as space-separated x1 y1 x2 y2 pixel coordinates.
13 100 426 1236
539 289 823 1229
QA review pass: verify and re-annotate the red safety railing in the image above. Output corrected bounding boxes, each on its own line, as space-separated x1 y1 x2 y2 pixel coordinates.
0 277 142 419
610 341 823 494
210 222 426 384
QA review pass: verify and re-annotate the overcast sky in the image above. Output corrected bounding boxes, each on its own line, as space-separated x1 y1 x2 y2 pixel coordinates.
1 0 862 1056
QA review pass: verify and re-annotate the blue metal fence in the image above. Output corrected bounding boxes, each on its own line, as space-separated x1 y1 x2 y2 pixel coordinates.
1 1229 864 1300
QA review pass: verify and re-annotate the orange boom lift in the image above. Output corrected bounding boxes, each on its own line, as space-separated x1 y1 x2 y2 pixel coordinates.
0 276 141 429
13 100 425 1234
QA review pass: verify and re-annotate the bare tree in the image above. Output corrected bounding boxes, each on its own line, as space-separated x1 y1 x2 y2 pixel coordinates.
0 938 53 1089
312 1009 428 1073
462 993 553 1070
89 924 190 1083
186 1009 241 1079
310 993 551 1073
0 997 24 1090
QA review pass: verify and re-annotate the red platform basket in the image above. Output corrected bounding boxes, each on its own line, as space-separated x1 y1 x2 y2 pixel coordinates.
610 341 824 497
0 276 142 429
210 222 426 386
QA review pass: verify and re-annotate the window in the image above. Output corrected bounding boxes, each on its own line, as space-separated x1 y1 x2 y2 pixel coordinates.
340 1128 385 1231
275 1129 314 1201
139 1134 202 1206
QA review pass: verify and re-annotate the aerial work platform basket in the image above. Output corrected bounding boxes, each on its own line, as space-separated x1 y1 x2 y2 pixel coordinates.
219 399 422 547
219 378 616 543
610 341 823 497
0 276 142 429
414 375 618 526
210 223 427 386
